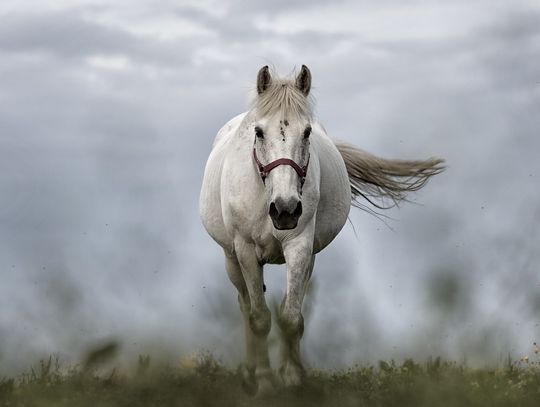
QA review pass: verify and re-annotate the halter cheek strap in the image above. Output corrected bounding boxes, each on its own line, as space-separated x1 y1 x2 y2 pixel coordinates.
252 147 310 186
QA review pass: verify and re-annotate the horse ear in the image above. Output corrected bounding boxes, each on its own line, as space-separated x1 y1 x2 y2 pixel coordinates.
256 65 272 94
295 65 311 96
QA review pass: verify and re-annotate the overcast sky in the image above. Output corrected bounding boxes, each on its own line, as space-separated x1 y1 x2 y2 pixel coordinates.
1 0 539 374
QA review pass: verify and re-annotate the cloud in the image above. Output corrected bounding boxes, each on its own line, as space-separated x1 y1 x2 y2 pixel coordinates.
0 12 135 57
0 1 539 374
0 9 198 76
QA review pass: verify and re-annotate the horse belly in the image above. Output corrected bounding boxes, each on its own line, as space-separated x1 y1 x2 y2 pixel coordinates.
312 138 352 254
313 196 350 254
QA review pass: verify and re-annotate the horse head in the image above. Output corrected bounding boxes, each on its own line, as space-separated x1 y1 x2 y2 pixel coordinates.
251 65 313 230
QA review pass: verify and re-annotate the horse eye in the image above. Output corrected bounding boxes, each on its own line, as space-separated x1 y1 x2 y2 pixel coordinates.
255 127 264 139
303 126 312 139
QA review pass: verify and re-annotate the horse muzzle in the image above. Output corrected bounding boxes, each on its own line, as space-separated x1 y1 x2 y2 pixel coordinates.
269 197 303 230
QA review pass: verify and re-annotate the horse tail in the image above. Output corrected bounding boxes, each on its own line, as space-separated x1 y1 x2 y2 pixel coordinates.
334 141 445 210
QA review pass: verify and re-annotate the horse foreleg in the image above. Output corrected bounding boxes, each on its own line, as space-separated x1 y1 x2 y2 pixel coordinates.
233 238 274 395
224 252 258 394
279 239 315 387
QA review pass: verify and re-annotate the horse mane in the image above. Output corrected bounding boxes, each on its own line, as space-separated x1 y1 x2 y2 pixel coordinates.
250 72 313 119
334 142 445 210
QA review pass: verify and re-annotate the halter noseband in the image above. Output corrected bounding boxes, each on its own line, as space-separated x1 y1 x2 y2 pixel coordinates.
252 145 310 186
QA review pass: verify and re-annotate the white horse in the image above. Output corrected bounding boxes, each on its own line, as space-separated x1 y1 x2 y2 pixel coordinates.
199 65 443 395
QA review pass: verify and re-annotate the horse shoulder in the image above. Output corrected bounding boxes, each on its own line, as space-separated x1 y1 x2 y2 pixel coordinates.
220 139 269 240
213 112 247 147
200 113 248 252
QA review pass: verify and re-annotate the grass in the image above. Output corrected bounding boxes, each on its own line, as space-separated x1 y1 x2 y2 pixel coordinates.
1 352 540 407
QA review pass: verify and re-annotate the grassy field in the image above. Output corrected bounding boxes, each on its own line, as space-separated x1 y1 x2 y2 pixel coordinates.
1 352 540 407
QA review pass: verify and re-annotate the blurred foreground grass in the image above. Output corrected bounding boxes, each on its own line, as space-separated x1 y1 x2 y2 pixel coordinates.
2 352 540 407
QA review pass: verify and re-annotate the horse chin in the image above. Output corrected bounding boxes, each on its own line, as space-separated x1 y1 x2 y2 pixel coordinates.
271 218 298 230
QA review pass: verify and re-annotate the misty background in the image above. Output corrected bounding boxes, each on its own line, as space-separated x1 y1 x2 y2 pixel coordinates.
1 0 539 374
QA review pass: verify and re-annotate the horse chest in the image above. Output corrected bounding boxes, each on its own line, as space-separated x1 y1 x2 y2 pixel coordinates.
252 229 286 265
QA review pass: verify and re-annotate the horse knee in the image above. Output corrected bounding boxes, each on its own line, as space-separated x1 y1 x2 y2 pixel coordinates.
278 308 304 338
249 307 271 336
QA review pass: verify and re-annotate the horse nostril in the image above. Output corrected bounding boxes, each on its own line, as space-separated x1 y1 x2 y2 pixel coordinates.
269 202 279 218
293 201 302 217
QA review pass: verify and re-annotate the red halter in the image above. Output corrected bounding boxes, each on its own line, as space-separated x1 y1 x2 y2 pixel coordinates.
252 147 310 186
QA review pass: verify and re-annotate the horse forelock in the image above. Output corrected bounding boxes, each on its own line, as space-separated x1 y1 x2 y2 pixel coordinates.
250 77 313 121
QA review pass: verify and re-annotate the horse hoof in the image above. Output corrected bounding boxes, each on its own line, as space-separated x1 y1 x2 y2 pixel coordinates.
254 376 276 398
240 365 257 396
279 362 305 387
